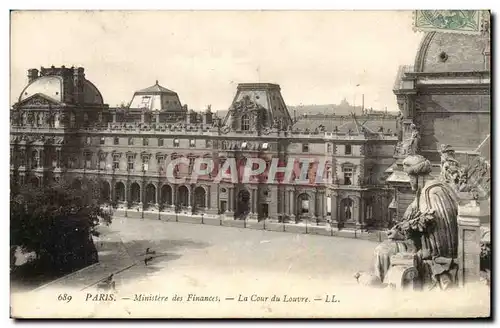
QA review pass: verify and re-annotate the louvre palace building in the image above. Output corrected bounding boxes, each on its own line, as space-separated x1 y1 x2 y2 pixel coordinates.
10 66 399 228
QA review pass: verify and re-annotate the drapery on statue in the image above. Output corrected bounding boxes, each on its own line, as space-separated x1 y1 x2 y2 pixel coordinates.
357 154 460 290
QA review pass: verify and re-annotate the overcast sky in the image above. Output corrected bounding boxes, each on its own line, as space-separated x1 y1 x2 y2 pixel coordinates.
11 11 423 111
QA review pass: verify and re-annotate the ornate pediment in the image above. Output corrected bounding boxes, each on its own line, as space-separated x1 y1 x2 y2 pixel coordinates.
15 93 62 108
232 95 260 112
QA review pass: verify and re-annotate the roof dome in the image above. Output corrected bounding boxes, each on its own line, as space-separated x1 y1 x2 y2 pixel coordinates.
129 81 184 111
414 32 489 72
19 76 63 103
17 66 104 106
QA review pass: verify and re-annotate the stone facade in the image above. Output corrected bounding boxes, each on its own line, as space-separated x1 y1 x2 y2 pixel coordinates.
387 30 491 219
10 67 398 228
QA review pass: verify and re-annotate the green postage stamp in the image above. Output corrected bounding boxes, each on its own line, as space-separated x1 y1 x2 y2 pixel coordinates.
413 10 490 34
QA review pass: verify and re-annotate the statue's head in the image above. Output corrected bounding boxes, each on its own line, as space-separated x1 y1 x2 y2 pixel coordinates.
403 155 432 191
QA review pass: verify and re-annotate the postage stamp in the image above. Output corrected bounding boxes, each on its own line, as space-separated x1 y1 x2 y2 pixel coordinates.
413 10 490 34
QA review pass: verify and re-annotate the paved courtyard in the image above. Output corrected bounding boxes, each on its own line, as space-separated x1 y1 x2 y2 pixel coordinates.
12 218 490 318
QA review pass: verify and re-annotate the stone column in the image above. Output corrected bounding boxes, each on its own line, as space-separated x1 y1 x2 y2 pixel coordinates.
112 113 116 123
172 185 177 209
457 201 482 287
358 196 364 226
318 191 325 221
155 183 160 207
187 185 192 211
309 191 316 222
289 189 295 221
251 189 256 213
206 185 211 209
331 191 338 223
283 188 288 219
226 187 234 217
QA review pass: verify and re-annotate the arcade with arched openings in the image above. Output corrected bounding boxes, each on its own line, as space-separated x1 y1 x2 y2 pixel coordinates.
193 186 206 212
101 181 111 202
177 185 189 210
340 197 354 223
236 189 250 219
115 182 126 202
145 183 156 208
130 182 141 203
297 193 310 218
160 184 173 207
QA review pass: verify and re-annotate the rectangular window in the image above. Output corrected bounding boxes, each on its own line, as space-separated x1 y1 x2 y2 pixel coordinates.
127 156 134 171
19 153 25 167
174 139 180 147
100 137 105 145
158 138 164 147
86 136 91 145
85 152 92 169
261 143 269 150
343 167 353 185
345 144 352 155
142 156 149 171
114 137 119 145
302 143 309 152
113 155 120 169
143 138 149 146
327 143 332 153
99 156 106 170
190 139 195 147
128 137 134 145
188 158 195 173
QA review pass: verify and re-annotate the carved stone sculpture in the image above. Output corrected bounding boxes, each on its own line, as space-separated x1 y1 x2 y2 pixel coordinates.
356 154 460 290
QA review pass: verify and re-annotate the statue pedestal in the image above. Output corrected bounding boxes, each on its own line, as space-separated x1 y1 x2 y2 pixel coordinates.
385 252 419 290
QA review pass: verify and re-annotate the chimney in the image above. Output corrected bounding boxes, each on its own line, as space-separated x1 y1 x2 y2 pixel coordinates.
73 67 85 104
28 69 39 83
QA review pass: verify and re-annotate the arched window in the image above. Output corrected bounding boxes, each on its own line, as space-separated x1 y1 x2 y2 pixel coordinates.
241 114 250 131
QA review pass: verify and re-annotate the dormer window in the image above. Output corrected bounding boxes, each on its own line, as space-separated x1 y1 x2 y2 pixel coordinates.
141 96 151 107
241 114 250 131
345 144 352 155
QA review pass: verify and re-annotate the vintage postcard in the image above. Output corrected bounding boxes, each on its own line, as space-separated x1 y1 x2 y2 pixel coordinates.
9 10 491 319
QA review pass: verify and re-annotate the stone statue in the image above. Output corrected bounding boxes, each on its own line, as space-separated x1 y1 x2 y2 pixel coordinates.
407 124 421 155
357 154 460 290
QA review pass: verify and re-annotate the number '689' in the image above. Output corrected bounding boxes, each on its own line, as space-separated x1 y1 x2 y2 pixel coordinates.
57 294 72 303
